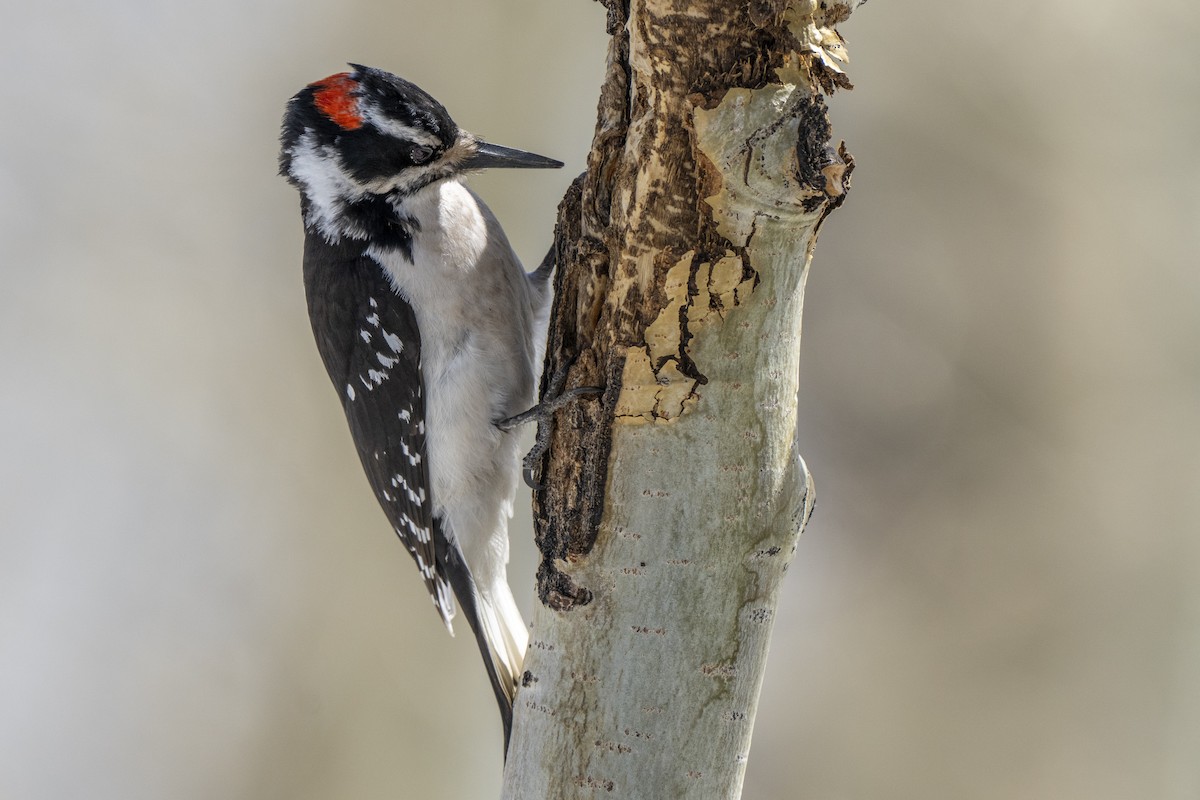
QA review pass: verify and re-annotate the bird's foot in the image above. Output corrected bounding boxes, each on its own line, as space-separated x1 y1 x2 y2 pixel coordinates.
496 363 603 489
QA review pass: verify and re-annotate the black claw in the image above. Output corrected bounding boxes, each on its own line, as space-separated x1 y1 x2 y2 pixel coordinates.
522 467 543 491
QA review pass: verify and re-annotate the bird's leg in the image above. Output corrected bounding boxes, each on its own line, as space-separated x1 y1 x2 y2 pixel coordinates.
495 386 602 431
496 362 602 488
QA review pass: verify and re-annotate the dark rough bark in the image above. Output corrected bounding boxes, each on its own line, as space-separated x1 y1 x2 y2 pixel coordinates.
529 0 852 612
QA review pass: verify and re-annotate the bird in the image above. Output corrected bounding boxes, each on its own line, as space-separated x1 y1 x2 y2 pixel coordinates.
278 64 562 745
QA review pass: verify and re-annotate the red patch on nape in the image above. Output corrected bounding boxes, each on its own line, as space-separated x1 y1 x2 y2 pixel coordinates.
312 73 364 130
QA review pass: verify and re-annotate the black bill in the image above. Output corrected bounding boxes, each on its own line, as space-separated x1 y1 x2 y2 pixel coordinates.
464 141 563 170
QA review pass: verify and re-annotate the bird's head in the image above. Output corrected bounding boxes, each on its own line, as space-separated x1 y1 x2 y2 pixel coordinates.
280 65 561 238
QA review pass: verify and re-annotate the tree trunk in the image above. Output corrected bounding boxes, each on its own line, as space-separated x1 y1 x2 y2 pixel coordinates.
502 1 860 796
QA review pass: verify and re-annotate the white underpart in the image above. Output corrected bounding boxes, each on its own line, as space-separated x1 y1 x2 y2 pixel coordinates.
367 179 547 696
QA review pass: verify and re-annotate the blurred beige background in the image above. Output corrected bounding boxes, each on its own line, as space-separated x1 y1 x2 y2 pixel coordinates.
1 1 1197 798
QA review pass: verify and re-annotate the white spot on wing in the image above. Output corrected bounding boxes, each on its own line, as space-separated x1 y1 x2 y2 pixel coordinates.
381 330 403 352
346 384 356 401
401 514 432 544
414 550 435 579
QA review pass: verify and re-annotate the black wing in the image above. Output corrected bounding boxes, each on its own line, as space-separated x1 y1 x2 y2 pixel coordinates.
301 232 454 626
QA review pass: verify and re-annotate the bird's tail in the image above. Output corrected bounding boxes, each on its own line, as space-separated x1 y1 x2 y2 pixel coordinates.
475 580 528 731
435 535 528 751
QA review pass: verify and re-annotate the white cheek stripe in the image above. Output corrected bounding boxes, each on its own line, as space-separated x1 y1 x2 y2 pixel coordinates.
288 132 363 242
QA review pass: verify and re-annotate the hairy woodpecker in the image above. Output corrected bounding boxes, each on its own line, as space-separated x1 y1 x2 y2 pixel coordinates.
278 64 561 742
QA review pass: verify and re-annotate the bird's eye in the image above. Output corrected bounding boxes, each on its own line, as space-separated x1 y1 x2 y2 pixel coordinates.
410 146 434 164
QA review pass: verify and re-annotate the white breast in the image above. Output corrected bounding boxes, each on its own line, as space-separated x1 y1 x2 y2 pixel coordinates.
366 180 542 586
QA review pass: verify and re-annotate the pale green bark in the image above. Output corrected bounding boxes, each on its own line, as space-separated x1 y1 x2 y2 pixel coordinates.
501 2 859 796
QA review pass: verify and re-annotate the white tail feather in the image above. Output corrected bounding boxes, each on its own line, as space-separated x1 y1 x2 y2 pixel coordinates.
435 574 457 634
477 581 529 702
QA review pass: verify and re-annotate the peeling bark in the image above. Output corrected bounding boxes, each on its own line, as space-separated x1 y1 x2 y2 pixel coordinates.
502 1 861 796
